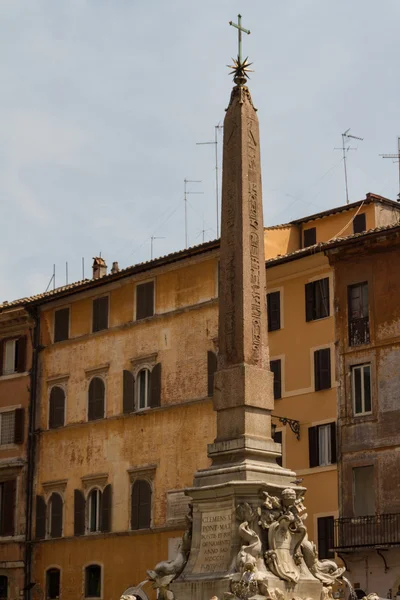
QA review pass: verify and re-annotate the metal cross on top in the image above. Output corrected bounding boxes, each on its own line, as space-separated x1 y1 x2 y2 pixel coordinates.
229 14 250 63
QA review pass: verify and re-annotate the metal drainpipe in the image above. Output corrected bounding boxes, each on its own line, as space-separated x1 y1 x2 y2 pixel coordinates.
24 307 40 600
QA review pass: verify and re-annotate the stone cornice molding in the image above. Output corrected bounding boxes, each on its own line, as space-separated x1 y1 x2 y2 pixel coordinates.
0 458 25 479
46 373 70 386
84 363 110 378
81 472 108 490
127 463 157 484
130 352 158 368
42 479 68 494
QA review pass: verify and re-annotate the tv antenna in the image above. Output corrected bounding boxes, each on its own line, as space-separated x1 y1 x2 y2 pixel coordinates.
150 236 165 260
196 124 223 237
196 217 212 243
379 136 400 201
335 128 364 204
184 179 203 248
45 264 56 292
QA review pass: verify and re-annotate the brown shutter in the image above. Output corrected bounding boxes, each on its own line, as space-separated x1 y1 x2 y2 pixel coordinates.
54 308 70 342
330 422 337 464
101 484 112 532
88 378 105 421
50 493 63 538
273 430 283 467
92 297 109 332
267 292 281 331
150 363 161 408
15 336 26 373
123 370 135 413
49 387 65 429
131 482 139 530
314 350 321 391
305 282 314 322
0 340 3 376
270 360 282 400
308 426 319 468
1 479 16 536
35 495 46 539
207 352 217 397
320 278 330 318
138 480 151 529
136 282 154 320
14 408 25 444
74 489 86 536
320 348 331 390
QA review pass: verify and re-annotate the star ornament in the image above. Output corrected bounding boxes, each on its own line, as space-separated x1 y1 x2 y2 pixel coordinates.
227 56 254 82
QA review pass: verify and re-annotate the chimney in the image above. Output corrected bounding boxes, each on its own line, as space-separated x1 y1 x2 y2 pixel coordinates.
92 257 107 279
111 261 120 274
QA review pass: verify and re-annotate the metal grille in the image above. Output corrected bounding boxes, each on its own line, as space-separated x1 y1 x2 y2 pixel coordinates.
334 514 400 550
0 411 15 445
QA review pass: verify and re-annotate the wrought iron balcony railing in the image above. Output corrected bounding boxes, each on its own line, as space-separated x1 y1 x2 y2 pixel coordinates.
334 514 400 550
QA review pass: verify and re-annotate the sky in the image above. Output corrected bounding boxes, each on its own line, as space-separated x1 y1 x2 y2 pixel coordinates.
1 0 400 301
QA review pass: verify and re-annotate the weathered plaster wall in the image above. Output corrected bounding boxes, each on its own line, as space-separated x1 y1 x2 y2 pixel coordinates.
264 225 300 259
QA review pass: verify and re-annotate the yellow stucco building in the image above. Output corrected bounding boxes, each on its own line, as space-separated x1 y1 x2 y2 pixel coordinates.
1 193 399 600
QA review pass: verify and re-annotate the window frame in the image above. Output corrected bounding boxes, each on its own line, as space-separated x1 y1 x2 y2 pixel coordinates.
351 363 372 416
267 290 281 332
305 277 330 322
308 422 337 468
137 368 151 411
84 563 102 599
130 478 152 531
47 492 64 539
303 227 317 248
48 385 66 430
87 376 106 422
135 279 155 321
87 488 102 534
0 410 16 446
53 306 70 343
348 281 370 347
314 347 332 391
91 295 110 334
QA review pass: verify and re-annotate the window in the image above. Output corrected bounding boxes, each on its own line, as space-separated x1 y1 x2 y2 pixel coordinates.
267 291 281 331
0 480 16 536
88 378 105 421
0 336 26 375
0 409 24 446
123 370 135 414
207 351 217 397
92 297 109 333
46 568 60 600
352 364 371 415
270 360 282 400
305 278 330 322
303 227 316 247
85 565 101 598
353 466 375 516
314 348 331 391
317 516 334 559
49 387 65 429
136 281 154 320
136 364 162 410
88 489 102 533
137 369 150 409
54 307 70 342
273 429 283 467
308 423 337 468
348 282 369 346
48 493 63 538
0 576 8 600
353 213 366 234
131 480 151 530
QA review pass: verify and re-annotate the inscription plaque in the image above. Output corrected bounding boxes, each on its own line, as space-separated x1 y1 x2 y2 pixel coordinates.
192 509 232 574
167 491 191 524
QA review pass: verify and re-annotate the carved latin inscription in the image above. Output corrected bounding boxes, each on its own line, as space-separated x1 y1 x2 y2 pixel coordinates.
192 509 232 574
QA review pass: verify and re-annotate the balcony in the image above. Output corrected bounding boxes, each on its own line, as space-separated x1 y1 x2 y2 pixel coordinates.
334 514 400 551
349 317 370 347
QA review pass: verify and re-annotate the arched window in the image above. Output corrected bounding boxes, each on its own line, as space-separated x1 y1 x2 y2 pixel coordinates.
49 386 65 429
131 480 151 530
88 488 102 533
46 568 60 599
137 369 150 409
0 576 8 600
88 377 105 421
48 493 63 538
85 564 101 598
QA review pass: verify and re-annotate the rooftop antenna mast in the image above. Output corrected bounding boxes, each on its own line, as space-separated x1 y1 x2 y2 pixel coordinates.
150 236 166 260
379 136 400 201
335 128 364 204
184 179 203 248
197 216 212 243
196 124 224 237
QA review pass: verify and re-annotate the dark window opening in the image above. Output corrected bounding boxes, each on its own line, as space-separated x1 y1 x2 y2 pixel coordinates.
123 370 135 414
88 488 102 533
54 307 70 342
317 516 334 559
92 296 109 333
267 291 281 331
0 576 8 600
303 227 316 247
48 493 63 538
270 359 282 400
0 479 16 536
305 278 330 322
308 422 336 468
348 282 369 346
273 429 283 467
136 281 154 320
207 351 218 397
85 565 101 598
314 348 331 391
131 479 151 530
88 377 105 421
353 213 366 234
49 386 65 429
46 568 60 600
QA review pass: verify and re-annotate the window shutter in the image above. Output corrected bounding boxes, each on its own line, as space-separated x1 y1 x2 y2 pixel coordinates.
273 430 283 467
330 422 337 464
123 370 135 413
353 213 366 234
101 484 112 533
320 278 330 318
1 480 16 536
49 387 65 429
88 378 105 421
54 308 70 342
304 227 316 247
320 348 331 390
74 489 86 536
131 482 139 530
270 360 282 400
15 336 26 373
93 297 109 333
0 341 3 376
14 408 25 444
308 426 319 468
267 292 281 331
150 363 161 408
35 495 46 539
50 494 63 538
207 351 217 397
138 480 151 529
314 350 320 391
136 282 154 320
305 283 314 322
